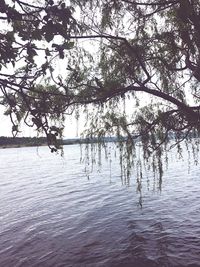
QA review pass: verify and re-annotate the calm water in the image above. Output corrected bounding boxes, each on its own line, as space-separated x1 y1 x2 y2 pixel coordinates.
0 145 200 267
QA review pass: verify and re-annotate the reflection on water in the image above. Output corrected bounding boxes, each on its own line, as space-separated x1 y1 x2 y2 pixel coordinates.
0 145 200 267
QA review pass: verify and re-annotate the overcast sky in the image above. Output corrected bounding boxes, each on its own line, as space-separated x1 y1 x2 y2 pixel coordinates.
0 106 80 138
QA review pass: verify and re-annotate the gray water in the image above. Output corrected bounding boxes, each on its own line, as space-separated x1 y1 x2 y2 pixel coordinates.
0 145 200 267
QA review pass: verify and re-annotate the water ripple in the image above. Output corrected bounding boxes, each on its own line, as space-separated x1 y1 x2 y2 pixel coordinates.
0 145 200 266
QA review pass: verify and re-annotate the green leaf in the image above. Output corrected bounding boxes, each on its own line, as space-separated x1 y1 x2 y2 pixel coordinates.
45 31 54 42
63 41 74 50
6 31 14 42
45 48 51 56
12 125 18 132
32 30 42 41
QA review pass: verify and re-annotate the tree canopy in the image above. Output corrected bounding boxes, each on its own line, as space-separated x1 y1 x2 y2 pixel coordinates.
0 0 200 178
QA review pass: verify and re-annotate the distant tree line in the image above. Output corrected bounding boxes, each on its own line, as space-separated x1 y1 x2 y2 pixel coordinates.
0 136 120 148
0 136 47 147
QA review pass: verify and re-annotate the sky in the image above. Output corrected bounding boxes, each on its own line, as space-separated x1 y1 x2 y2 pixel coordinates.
0 106 81 138
0 107 12 137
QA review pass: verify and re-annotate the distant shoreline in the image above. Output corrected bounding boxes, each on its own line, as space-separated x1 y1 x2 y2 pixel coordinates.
0 136 119 149
0 136 47 149
0 144 47 149
0 142 79 149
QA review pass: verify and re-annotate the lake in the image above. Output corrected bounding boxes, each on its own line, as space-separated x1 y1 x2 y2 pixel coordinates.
0 144 200 267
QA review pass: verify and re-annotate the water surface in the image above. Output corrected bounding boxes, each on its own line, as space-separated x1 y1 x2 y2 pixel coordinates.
0 145 200 267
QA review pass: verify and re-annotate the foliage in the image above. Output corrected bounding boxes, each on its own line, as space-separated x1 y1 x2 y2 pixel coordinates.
1 0 200 179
